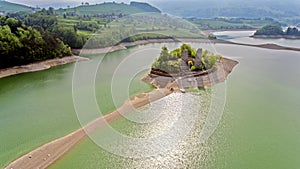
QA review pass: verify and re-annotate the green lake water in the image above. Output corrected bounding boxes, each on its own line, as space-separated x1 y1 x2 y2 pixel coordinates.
1 34 300 168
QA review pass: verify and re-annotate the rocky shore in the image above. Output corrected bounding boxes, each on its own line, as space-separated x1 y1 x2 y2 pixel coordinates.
251 34 300 39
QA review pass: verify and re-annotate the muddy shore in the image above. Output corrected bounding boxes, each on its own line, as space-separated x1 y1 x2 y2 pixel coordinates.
0 56 89 79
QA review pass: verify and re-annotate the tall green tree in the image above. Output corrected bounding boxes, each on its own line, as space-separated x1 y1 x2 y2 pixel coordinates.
0 17 72 68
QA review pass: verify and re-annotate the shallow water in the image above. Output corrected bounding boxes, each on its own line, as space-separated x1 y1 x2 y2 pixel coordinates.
0 47 153 168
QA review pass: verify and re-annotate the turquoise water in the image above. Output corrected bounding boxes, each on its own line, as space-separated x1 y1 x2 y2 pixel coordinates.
0 64 80 168
1 37 300 168
0 47 153 168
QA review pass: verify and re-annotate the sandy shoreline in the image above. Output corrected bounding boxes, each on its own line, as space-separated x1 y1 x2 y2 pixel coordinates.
252 35 300 39
4 88 173 169
73 39 182 55
75 38 300 56
0 56 89 79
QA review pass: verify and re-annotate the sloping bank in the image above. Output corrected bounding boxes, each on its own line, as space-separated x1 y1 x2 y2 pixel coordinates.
0 56 89 79
75 38 300 55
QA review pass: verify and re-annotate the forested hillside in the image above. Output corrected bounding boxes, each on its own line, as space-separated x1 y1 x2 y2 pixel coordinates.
153 0 300 19
0 15 72 68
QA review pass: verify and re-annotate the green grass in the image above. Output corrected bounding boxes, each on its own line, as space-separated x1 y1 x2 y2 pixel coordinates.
56 13 205 49
56 3 145 16
53 6 205 49
77 30 93 36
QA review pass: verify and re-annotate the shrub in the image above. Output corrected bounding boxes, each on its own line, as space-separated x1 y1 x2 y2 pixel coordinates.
188 60 194 67
190 65 196 71
202 54 217 69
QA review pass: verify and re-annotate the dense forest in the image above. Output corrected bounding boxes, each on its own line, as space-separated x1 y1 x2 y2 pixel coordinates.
0 1 167 69
9 8 87 49
0 15 72 68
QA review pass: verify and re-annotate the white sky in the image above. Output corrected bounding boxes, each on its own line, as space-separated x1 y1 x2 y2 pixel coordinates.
6 0 163 8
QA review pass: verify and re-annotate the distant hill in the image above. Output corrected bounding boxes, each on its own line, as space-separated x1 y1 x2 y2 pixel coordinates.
130 1 161 13
0 0 34 14
152 0 300 19
56 2 161 16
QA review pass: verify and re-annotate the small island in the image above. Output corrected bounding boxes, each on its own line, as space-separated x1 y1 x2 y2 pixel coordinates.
252 25 300 39
142 44 238 89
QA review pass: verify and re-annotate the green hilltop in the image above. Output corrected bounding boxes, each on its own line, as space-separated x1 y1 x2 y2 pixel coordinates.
56 1 161 16
0 0 34 14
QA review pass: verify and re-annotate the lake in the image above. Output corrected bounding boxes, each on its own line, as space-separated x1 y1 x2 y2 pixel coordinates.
1 32 300 169
214 30 300 48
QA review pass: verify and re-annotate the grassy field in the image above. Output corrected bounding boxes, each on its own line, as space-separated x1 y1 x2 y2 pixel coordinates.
55 2 158 16
56 13 205 49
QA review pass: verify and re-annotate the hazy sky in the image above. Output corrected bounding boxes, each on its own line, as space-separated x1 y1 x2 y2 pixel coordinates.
7 0 161 8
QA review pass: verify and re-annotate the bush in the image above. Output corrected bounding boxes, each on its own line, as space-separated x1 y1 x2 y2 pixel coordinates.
202 54 217 69
190 65 196 71
188 60 194 67
170 48 181 58
180 44 196 57
190 65 202 71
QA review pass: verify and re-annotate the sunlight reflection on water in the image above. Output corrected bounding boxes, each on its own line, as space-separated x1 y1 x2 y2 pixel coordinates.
108 91 215 168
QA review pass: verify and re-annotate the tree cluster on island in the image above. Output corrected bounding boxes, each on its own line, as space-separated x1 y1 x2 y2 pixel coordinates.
151 44 221 74
254 25 300 37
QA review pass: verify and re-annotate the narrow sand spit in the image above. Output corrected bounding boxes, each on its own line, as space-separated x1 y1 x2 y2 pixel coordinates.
5 88 173 169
